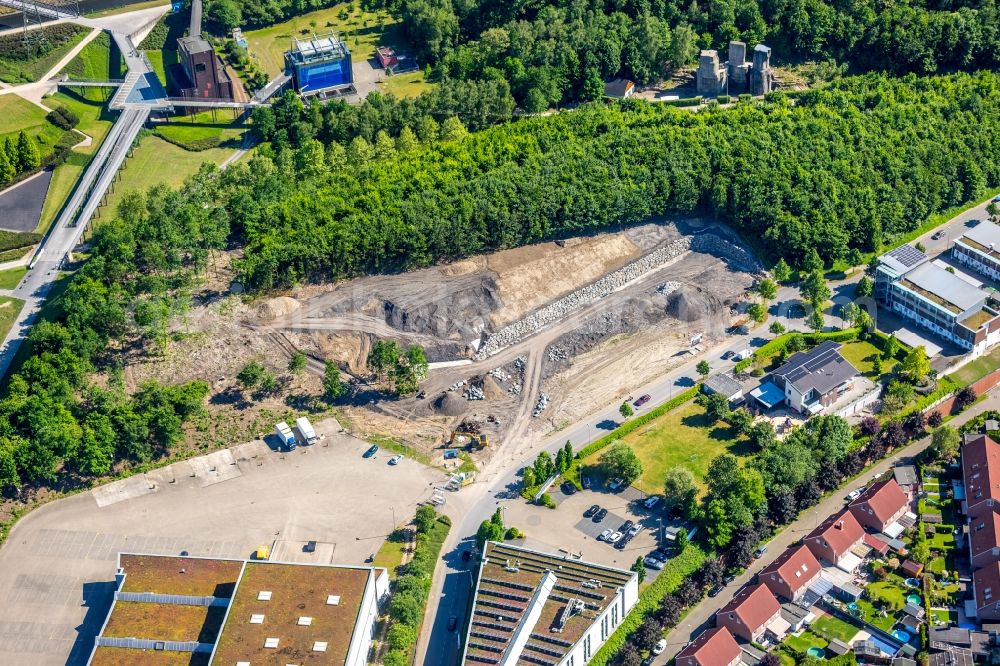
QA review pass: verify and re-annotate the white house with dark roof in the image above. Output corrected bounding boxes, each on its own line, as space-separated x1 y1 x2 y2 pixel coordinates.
749 341 858 416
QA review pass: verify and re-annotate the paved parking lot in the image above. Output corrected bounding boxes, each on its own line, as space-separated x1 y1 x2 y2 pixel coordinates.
502 483 663 572
0 419 445 665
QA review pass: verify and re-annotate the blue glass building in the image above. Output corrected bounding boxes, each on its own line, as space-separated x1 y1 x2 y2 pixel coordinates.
285 34 354 96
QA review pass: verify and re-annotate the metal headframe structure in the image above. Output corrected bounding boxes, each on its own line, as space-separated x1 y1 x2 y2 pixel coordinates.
18 0 81 44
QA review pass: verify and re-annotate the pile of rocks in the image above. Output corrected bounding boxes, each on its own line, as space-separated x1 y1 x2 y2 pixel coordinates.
475 238 692 359
656 281 681 296
448 380 467 392
691 233 763 274
532 392 550 417
547 346 569 362
465 385 485 401
488 367 511 382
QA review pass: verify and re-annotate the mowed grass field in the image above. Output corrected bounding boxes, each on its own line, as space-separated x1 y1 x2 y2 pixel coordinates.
584 400 753 495
838 339 883 376
36 91 116 233
0 25 91 84
60 31 123 80
153 110 248 150
950 344 1000 385
0 94 63 158
92 135 239 223
244 2 429 97
0 296 24 340
0 266 26 290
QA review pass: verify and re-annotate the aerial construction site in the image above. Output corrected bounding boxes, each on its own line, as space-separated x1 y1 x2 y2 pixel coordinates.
122 217 760 467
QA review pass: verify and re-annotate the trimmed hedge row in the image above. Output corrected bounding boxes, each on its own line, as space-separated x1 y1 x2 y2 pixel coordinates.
659 96 702 107
575 385 701 461
0 230 41 253
734 328 863 373
588 545 707 666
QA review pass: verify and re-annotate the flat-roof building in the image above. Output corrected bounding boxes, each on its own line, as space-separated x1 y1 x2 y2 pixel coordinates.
86 553 387 666
953 220 1000 283
285 33 354 97
460 541 639 665
875 244 1000 354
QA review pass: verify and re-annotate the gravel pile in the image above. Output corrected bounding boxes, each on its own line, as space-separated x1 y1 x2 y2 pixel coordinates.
533 393 550 417
475 238 692 359
465 386 485 400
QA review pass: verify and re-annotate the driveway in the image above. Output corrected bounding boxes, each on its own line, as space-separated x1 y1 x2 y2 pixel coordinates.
0 417 445 666
654 387 1000 663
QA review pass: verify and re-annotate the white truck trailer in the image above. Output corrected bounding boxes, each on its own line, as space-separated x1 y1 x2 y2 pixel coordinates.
275 421 296 450
296 416 317 445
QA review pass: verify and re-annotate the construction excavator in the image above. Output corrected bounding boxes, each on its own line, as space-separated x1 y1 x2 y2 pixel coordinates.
449 430 488 450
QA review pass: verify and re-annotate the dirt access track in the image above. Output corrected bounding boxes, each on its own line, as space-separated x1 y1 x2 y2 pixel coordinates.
246 219 761 463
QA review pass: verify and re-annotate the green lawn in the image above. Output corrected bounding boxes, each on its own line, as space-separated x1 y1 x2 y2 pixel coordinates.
950 345 1000 386
811 614 861 643
153 111 248 151
373 529 409 580
0 25 91 84
0 266 26 289
60 31 123 80
784 630 828 654
840 340 884 376
0 296 24 339
855 597 899 632
0 94 64 159
931 608 958 625
144 49 180 91
244 2 430 97
92 135 239 223
583 400 752 494
35 91 116 233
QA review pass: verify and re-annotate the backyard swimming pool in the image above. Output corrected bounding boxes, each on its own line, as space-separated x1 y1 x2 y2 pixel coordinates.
892 629 912 643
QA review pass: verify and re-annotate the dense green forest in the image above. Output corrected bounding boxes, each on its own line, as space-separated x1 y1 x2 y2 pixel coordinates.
244 71 999 287
204 0 338 28
397 0 1000 109
0 179 226 491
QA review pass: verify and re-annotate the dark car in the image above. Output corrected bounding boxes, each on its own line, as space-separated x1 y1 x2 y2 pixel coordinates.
447 616 458 631
614 534 632 550
363 444 378 458
633 394 651 407
932 230 945 240
721 350 735 360
620 520 634 533
584 504 601 518
708 583 723 597
594 508 608 522
561 481 577 495
581 475 592 490
723 574 735 585
652 548 670 561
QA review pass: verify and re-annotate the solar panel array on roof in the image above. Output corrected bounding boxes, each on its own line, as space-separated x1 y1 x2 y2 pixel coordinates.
886 244 929 269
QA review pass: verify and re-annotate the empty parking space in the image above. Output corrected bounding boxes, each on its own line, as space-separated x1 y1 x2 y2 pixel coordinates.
0 419 445 666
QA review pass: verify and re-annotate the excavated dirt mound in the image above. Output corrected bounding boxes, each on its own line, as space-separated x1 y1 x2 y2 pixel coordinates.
433 392 467 416
665 286 723 322
256 296 301 320
382 278 503 340
482 375 506 401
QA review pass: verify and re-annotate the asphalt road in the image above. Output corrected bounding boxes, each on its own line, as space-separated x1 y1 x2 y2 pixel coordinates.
416 195 1000 665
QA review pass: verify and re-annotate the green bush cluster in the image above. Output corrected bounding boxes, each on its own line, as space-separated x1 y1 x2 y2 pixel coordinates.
660 96 702 107
45 107 80 131
0 231 42 253
384 514 451 664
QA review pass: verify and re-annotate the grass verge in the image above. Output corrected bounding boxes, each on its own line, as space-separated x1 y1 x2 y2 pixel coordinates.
0 296 24 339
0 266 27 289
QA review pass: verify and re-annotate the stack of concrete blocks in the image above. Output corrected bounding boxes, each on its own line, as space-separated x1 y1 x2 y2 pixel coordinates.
751 44 774 95
696 50 727 96
726 41 750 92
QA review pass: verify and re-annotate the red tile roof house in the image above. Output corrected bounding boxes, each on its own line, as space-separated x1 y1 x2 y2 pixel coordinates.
676 627 742 666
849 478 910 533
714 583 786 644
973 562 1000 622
963 434 1000 516
759 544 822 602
969 506 1000 569
804 509 865 569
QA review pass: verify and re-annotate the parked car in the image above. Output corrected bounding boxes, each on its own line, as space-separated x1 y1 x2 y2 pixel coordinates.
653 639 667 655
607 531 623 544
644 555 665 569
723 574 735 585
754 545 768 559
628 524 643 537
561 481 577 495
363 445 378 458
584 504 601 518
847 488 863 501
644 496 661 509
581 474 592 489
721 350 735 360
599 529 613 541
448 616 458 631
708 583 723 597
932 230 945 240
388 454 403 465
634 394 651 407
594 508 608 522
608 478 625 492
620 520 634 533
615 534 631 550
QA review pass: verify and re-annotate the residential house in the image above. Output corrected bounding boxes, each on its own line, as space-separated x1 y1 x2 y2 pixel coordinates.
963 434 1000 516
972 562 1000 622
969 506 1000 569
748 341 858 416
759 545 822 602
804 509 865 570
714 583 785 643
676 627 742 666
849 478 911 534
875 244 1000 355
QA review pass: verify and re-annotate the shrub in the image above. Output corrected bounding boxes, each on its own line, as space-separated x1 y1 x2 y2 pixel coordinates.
505 526 524 539
717 94 730 104
537 492 555 508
